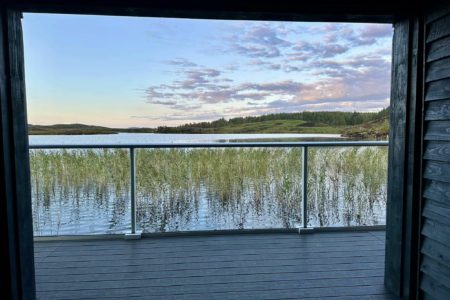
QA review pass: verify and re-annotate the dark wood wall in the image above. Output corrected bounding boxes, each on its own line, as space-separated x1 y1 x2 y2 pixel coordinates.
420 5 450 299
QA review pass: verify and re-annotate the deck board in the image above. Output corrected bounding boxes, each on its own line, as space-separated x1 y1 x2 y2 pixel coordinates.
35 231 396 300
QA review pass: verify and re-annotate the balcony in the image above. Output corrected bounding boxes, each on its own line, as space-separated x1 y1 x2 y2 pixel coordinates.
35 231 396 299
31 141 396 299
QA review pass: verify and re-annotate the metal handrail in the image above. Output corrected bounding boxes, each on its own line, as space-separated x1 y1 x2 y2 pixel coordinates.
28 141 389 233
28 141 388 149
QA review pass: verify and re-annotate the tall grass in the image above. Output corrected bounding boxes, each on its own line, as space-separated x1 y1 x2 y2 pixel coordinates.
30 147 387 235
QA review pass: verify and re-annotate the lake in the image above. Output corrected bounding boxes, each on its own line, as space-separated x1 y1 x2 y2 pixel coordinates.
29 133 387 236
29 132 344 145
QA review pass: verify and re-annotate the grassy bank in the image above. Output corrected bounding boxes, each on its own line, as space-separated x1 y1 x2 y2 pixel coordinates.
28 119 386 137
28 108 389 139
161 119 342 134
342 118 389 139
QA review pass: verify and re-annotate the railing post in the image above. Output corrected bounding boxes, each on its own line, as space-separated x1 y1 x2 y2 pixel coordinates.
302 146 308 229
130 147 136 234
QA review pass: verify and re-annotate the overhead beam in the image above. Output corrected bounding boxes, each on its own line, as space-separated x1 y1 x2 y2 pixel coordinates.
9 0 416 22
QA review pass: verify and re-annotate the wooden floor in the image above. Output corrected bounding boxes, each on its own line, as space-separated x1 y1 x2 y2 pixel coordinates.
34 231 398 300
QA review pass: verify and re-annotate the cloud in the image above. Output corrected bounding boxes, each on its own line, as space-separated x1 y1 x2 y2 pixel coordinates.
231 43 282 58
145 64 388 112
269 99 389 112
287 24 391 63
165 58 198 68
240 81 303 93
248 59 300 72
309 55 391 97
131 111 223 122
228 23 292 58
142 22 392 124
340 24 392 46
302 24 393 61
360 24 393 39
238 23 392 74
146 49 390 113
244 25 292 47
174 68 223 89
145 89 176 100
291 42 350 60
146 64 310 109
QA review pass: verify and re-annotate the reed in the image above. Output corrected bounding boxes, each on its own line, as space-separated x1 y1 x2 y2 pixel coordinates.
30 147 387 235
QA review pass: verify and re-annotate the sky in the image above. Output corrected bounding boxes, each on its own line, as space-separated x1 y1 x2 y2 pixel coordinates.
22 14 393 128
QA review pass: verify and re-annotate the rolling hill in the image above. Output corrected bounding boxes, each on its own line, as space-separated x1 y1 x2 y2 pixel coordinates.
28 108 389 139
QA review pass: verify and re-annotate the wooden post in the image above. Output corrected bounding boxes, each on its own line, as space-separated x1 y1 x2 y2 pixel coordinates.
0 9 36 300
385 16 424 299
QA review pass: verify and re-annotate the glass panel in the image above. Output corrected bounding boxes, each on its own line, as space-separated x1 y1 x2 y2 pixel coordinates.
30 145 388 235
136 148 303 232
30 148 130 236
307 146 388 227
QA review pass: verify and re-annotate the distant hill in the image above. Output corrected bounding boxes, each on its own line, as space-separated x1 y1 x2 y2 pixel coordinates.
156 108 390 139
28 124 155 135
28 108 389 139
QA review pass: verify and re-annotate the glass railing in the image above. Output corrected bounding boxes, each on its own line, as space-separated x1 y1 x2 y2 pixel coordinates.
29 141 388 236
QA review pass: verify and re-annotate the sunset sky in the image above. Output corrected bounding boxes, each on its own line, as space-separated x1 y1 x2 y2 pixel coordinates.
23 14 392 128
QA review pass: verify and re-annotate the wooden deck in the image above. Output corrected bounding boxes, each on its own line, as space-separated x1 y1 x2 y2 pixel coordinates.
34 231 398 300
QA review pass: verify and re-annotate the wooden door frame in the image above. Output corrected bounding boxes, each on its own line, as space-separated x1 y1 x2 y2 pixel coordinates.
385 16 425 299
0 1 424 299
1 9 35 300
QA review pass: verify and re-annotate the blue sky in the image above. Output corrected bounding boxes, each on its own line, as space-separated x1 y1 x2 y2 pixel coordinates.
23 14 392 128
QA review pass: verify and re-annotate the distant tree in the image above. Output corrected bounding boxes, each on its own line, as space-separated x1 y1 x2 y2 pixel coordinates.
154 108 389 133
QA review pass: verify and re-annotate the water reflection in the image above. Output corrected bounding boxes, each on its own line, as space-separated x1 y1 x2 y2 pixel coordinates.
30 147 387 236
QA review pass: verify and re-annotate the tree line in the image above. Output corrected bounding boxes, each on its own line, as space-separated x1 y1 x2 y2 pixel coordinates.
156 107 390 133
